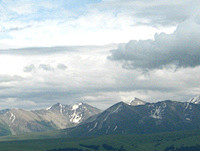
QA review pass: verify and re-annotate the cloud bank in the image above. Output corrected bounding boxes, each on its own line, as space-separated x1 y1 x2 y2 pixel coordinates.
109 18 200 71
0 0 200 109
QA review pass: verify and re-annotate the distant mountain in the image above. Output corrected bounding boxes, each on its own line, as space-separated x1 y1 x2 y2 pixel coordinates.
128 97 147 106
0 102 101 136
1 97 200 137
188 96 200 104
65 100 200 137
43 102 101 124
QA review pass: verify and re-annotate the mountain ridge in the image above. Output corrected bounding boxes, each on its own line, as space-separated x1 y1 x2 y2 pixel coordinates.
64 99 200 137
0 96 200 137
0 102 101 136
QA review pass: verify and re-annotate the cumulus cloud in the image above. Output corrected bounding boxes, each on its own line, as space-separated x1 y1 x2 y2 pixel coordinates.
23 64 35 72
39 64 53 71
57 64 67 70
109 18 200 71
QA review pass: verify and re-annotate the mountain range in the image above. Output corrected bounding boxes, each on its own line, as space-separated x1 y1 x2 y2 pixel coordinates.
0 96 200 137
0 102 101 136
64 96 200 137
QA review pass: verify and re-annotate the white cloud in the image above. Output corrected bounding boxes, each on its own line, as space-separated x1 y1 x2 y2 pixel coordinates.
0 0 177 48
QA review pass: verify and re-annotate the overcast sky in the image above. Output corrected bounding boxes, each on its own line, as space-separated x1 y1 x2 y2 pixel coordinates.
0 0 200 110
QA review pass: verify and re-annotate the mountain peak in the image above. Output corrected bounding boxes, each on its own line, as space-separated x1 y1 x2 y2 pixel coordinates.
106 101 129 114
50 102 62 108
47 102 66 113
188 96 200 104
128 97 146 106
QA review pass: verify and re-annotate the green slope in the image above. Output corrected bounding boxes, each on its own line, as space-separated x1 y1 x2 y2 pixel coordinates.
0 129 200 151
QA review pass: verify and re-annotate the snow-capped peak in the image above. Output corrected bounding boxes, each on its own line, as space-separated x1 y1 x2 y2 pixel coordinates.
128 97 146 106
188 96 200 104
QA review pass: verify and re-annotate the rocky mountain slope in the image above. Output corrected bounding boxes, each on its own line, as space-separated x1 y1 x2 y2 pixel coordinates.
65 97 200 137
0 102 101 136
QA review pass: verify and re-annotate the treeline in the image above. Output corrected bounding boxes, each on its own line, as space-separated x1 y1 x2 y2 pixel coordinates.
47 143 126 151
46 148 85 151
79 144 99 150
164 144 200 151
102 144 126 151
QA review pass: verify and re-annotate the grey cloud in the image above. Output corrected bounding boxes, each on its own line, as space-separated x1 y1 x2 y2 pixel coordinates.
0 75 23 83
108 19 200 71
57 64 67 70
134 3 191 26
97 0 199 26
0 46 101 55
0 45 115 56
23 64 35 72
0 98 36 110
39 64 53 71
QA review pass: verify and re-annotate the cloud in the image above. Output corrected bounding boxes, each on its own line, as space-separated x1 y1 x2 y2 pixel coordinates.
0 46 80 55
24 63 67 72
97 0 200 26
57 64 67 70
0 98 36 110
108 18 200 71
0 0 178 49
0 0 200 110
39 64 53 71
23 64 35 72
0 75 23 83
0 45 200 110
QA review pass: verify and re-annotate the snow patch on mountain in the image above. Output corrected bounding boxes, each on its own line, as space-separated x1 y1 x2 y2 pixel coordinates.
150 104 166 119
69 103 84 124
114 125 118 131
186 118 191 121
127 97 146 106
188 96 200 104
46 106 51 110
70 112 82 123
9 112 16 123
59 103 63 114
112 104 123 113
72 104 79 110
89 122 98 132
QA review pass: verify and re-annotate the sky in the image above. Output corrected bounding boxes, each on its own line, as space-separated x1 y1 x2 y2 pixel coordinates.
0 0 200 110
